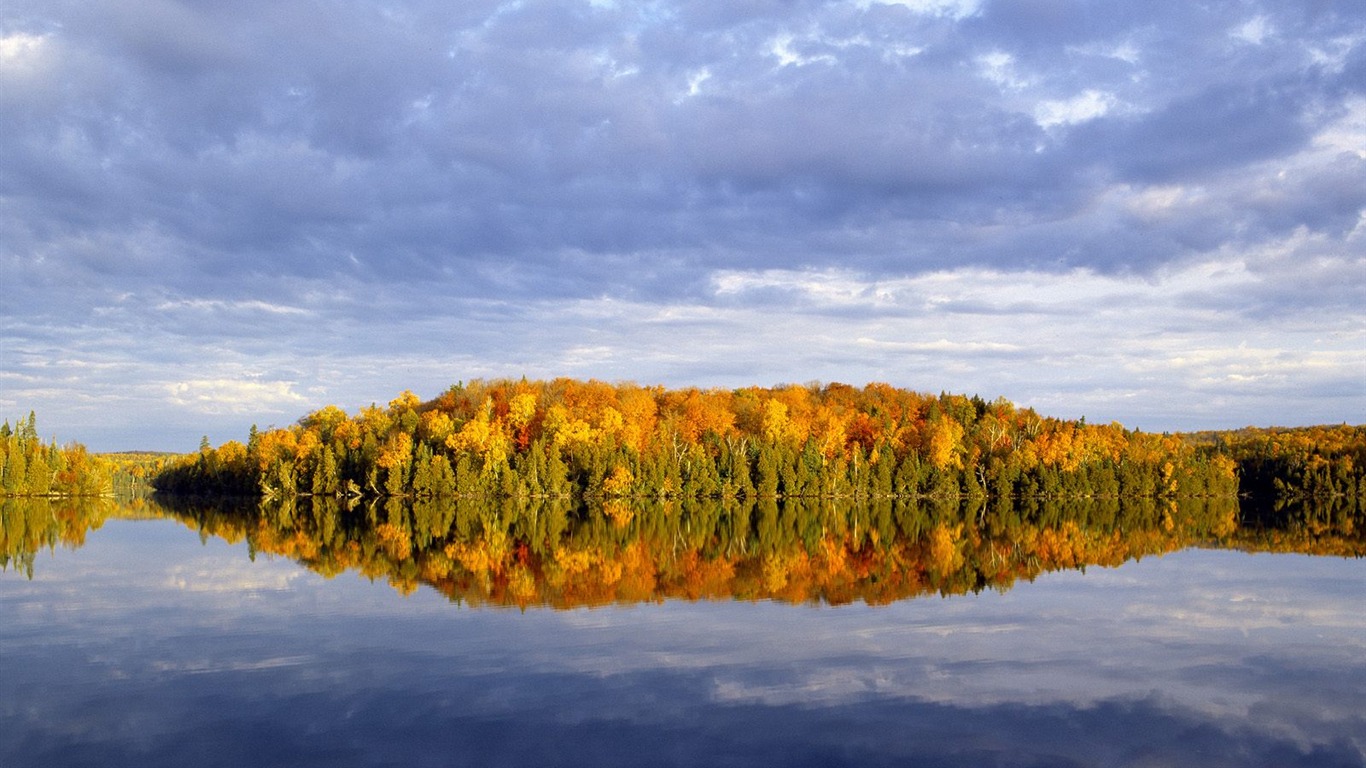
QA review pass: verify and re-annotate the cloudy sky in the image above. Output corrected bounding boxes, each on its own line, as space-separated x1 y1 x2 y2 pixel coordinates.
3 0 1364 450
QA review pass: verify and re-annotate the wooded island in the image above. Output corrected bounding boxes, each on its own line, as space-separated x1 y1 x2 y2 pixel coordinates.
134 379 1362 503
4 379 1363 503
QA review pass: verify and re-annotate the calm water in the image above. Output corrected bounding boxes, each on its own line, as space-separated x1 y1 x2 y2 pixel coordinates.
1 498 1363 767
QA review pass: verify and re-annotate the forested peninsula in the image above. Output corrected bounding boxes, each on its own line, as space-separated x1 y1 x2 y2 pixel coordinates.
145 379 1364 505
1 413 115 497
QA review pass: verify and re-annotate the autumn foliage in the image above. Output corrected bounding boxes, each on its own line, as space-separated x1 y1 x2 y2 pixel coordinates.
154 379 1243 502
1195 424 1366 502
1 412 114 498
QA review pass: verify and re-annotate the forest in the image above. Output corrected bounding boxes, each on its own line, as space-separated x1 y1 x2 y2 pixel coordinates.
6 384 1363 600
1192 424 1366 501
7 380 1364 507
151 379 1245 502
0 412 113 498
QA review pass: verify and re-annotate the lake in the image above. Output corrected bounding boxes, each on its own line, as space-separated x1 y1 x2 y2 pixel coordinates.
1 496 1363 767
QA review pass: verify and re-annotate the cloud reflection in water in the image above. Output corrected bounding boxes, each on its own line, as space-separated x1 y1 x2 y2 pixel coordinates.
0 517 1363 767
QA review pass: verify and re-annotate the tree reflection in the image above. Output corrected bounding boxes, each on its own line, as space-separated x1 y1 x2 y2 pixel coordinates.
0 497 123 578
161 495 1365 607
6 495 1363 606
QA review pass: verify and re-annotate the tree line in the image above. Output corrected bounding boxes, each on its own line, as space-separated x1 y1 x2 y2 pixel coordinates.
153 379 1241 501
1 413 112 497
1190 424 1366 503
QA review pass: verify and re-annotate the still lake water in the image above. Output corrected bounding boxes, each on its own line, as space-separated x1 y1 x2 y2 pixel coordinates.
1 497 1363 767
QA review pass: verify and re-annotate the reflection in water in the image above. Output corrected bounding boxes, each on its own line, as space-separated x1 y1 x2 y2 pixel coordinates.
2 496 1364 767
7 494 1363 606
0 497 121 578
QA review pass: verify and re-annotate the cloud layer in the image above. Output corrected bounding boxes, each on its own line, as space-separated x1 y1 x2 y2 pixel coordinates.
3 0 1363 449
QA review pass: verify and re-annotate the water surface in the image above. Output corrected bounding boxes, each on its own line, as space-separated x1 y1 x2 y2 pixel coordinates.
1 498 1362 767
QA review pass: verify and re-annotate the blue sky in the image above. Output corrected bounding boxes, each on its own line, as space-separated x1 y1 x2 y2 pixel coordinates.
3 0 1364 451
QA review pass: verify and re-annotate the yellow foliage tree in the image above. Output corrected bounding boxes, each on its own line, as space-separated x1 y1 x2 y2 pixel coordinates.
927 417 964 470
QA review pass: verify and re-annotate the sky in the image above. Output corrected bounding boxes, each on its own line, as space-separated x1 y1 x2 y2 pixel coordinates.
3 0 1364 451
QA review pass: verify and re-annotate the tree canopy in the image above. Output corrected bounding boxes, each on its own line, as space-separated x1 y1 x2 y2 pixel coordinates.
154 379 1241 502
1 412 113 498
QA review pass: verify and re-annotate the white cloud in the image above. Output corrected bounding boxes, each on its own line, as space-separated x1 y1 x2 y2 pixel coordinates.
1116 183 1209 222
1035 90 1118 129
1067 39 1142 66
167 378 307 415
1231 16 1273 46
154 299 312 316
769 34 837 68
1306 32 1365 74
856 337 1022 354
712 268 882 306
166 558 302 593
676 67 711 102
862 0 983 21
978 51 1030 91
0 32 46 64
1312 96 1366 159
